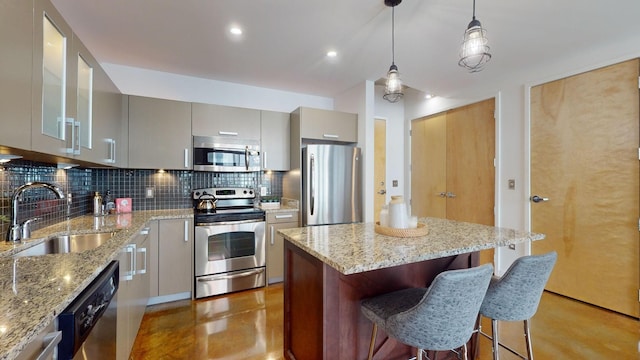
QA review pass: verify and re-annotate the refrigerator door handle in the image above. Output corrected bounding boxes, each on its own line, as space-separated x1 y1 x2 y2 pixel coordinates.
310 153 315 216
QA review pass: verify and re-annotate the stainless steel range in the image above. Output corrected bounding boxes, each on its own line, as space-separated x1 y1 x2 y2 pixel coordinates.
193 187 266 299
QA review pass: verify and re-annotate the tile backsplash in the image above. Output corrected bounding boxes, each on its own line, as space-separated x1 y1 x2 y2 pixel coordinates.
0 160 286 237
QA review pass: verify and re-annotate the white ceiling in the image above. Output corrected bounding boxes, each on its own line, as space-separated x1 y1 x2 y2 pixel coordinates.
50 0 640 99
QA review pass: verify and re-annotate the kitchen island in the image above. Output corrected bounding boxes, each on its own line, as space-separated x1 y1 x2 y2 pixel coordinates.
278 217 545 360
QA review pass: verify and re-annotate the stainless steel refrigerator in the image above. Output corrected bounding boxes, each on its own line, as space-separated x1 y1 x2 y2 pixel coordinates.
302 144 362 226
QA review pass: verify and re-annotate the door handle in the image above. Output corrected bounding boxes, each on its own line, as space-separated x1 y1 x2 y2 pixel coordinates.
438 192 447 198
531 195 549 203
378 189 386 195
446 192 456 198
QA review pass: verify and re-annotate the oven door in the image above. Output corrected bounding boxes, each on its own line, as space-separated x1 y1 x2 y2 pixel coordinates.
195 219 265 277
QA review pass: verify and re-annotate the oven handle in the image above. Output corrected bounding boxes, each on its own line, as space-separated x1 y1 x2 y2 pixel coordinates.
196 218 264 226
197 268 264 282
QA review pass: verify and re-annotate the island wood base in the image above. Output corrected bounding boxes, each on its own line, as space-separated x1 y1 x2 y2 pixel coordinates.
284 240 480 360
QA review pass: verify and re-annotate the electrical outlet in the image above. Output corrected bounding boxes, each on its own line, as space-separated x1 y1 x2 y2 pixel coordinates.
145 187 155 198
508 179 516 190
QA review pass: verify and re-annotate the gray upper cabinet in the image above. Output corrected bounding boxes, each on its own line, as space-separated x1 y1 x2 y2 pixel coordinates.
0 0 33 150
88 50 124 166
32 0 74 156
290 107 358 168
128 95 192 170
192 103 261 140
260 110 290 171
293 107 357 143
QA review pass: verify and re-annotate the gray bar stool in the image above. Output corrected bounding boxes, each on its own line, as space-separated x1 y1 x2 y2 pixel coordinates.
361 263 494 360
478 251 557 360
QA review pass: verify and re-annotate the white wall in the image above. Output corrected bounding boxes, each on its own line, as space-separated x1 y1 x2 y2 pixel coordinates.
334 81 375 222
403 33 640 273
373 86 406 213
102 63 334 112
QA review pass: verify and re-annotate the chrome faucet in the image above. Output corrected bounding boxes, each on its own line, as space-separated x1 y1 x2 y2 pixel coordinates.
6 182 65 242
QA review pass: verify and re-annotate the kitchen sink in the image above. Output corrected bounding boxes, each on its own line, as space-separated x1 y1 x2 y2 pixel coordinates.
15 232 117 257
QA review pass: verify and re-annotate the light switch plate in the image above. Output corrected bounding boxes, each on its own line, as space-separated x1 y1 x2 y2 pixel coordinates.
392 180 398 187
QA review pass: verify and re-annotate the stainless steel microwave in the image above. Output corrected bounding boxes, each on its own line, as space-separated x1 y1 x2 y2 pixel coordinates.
193 136 261 172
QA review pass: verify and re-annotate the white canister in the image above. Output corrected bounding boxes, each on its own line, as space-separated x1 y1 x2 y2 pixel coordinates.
389 195 408 229
379 205 389 227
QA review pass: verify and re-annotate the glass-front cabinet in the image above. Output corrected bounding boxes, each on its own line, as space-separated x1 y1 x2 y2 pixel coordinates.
76 53 93 152
32 0 72 156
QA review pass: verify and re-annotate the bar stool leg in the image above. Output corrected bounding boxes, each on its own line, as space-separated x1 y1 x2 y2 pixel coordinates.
367 323 378 360
524 319 534 360
491 319 500 360
417 348 423 360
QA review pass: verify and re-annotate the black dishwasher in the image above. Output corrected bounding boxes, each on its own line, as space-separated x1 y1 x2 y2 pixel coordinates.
58 260 119 360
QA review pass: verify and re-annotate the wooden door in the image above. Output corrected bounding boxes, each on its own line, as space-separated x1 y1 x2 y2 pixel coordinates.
411 99 495 264
446 99 495 226
530 59 639 317
411 113 447 218
446 99 495 266
374 119 387 222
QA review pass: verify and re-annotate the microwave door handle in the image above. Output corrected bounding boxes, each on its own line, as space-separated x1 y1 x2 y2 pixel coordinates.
245 147 249 170
310 153 315 216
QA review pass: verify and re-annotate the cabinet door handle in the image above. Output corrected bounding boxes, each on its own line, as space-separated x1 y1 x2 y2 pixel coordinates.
184 148 189 168
323 134 339 139
36 331 62 360
270 225 275 245
74 122 81 155
184 220 189 241
275 214 293 219
136 247 147 274
263 151 267 168
110 139 116 163
218 131 238 136
124 244 135 281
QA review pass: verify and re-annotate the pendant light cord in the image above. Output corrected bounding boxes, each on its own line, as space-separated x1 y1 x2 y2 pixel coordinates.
391 6 396 65
472 0 476 20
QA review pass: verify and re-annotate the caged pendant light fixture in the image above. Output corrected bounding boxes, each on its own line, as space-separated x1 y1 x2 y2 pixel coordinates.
458 0 492 72
383 0 403 103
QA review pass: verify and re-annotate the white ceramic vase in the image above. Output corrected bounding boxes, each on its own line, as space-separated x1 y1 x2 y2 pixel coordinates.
388 195 408 229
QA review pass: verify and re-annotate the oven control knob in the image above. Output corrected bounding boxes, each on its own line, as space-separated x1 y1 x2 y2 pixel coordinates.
249 190 253 195
243 190 248 194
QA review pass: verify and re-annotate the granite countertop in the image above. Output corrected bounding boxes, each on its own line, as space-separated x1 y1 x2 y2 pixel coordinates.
0 209 193 360
278 217 545 275
259 198 299 213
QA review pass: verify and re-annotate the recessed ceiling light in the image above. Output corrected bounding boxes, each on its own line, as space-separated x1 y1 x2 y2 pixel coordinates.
327 50 337 58
425 94 435 99
229 27 242 35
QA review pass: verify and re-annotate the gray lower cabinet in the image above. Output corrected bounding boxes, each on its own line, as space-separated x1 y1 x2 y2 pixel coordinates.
148 218 193 302
266 211 298 284
116 227 150 360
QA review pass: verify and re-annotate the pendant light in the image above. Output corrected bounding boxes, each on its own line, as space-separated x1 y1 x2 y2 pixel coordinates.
383 0 403 103
458 0 491 72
